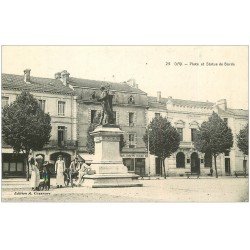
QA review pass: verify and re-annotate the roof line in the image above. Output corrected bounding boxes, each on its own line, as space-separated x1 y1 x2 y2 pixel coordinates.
72 85 147 95
148 95 215 104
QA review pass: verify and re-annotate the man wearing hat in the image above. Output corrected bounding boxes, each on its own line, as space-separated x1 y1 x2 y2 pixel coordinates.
69 156 80 187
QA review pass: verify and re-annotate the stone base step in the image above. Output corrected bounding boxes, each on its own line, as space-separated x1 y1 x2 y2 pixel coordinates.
82 174 143 188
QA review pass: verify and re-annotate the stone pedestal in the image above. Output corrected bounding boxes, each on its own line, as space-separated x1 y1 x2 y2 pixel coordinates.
83 125 142 188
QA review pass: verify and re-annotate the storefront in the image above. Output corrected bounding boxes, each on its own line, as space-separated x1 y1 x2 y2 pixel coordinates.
122 153 146 176
2 153 26 178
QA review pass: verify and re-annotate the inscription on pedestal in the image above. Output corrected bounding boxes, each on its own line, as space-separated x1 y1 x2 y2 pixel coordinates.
84 125 142 188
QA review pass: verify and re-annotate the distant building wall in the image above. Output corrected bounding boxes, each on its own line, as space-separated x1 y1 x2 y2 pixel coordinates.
147 94 248 177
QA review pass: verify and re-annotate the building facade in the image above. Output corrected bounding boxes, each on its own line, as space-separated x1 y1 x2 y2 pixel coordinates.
2 70 148 177
67 76 148 176
1 70 248 178
146 92 248 177
2 70 77 177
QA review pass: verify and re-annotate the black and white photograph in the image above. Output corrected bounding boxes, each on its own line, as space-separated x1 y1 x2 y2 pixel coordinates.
1 45 248 202
0 1 250 250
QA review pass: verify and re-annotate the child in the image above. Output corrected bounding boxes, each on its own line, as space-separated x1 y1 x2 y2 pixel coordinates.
42 165 50 190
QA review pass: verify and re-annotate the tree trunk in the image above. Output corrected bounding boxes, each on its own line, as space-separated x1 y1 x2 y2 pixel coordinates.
26 152 30 181
160 158 163 177
163 158 166 179
213 154 218 178
243 155 247 177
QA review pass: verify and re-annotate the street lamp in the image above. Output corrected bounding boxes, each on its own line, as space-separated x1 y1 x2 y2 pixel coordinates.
148 128 152 179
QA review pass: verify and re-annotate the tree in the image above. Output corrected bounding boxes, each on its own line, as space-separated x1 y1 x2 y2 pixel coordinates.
237 123 248 156
193 112 233 178
86 111 125 154
237 123 248 175
2 91 52 180
143 116 180 179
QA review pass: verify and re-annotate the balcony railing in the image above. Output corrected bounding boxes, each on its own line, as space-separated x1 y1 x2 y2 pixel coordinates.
44 140 78 149
2 138 78 150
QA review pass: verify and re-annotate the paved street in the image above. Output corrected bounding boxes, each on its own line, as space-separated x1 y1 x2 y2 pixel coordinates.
1 177 248 202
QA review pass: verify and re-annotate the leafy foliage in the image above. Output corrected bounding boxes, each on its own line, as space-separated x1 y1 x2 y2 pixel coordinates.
143 116 180 178
194 112 233 155
2 91 52 180
193 112 233 177
2 91 52 154
237 123 248 156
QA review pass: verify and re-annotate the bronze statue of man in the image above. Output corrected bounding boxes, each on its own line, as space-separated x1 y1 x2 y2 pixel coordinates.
98 86 114 125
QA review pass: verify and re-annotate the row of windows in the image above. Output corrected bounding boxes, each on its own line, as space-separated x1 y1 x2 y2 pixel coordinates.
2 97 66 116
154 113 198 142
91 110 136 127
176 128 197 142
176 120 227 142
56 125 136 148
2 162 24 172
38 99 66 116
155 112 228 121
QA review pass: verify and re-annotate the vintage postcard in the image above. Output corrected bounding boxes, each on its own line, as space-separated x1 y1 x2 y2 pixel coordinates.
1 45 248 202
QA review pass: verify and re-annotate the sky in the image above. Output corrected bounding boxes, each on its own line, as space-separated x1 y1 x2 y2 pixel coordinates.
2 46 248 109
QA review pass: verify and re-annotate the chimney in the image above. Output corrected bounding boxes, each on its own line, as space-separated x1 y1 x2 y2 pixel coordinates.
126 79 137 88
24 69 31 83
216 99 227 111
55 72 61 79
157 91 161 102
60 70 70 85
166 96 173 109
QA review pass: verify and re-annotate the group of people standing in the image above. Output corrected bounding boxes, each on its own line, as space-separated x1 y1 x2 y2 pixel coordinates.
30 156 51 191
55 155 88 188
30 155 89 190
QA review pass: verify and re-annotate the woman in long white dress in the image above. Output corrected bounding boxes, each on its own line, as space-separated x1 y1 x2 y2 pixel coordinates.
55 155 65 188
30 157 40 190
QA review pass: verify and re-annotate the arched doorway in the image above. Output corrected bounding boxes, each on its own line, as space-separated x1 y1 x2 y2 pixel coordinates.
50 152 72 169
176 152 185 168
191 152 200 173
